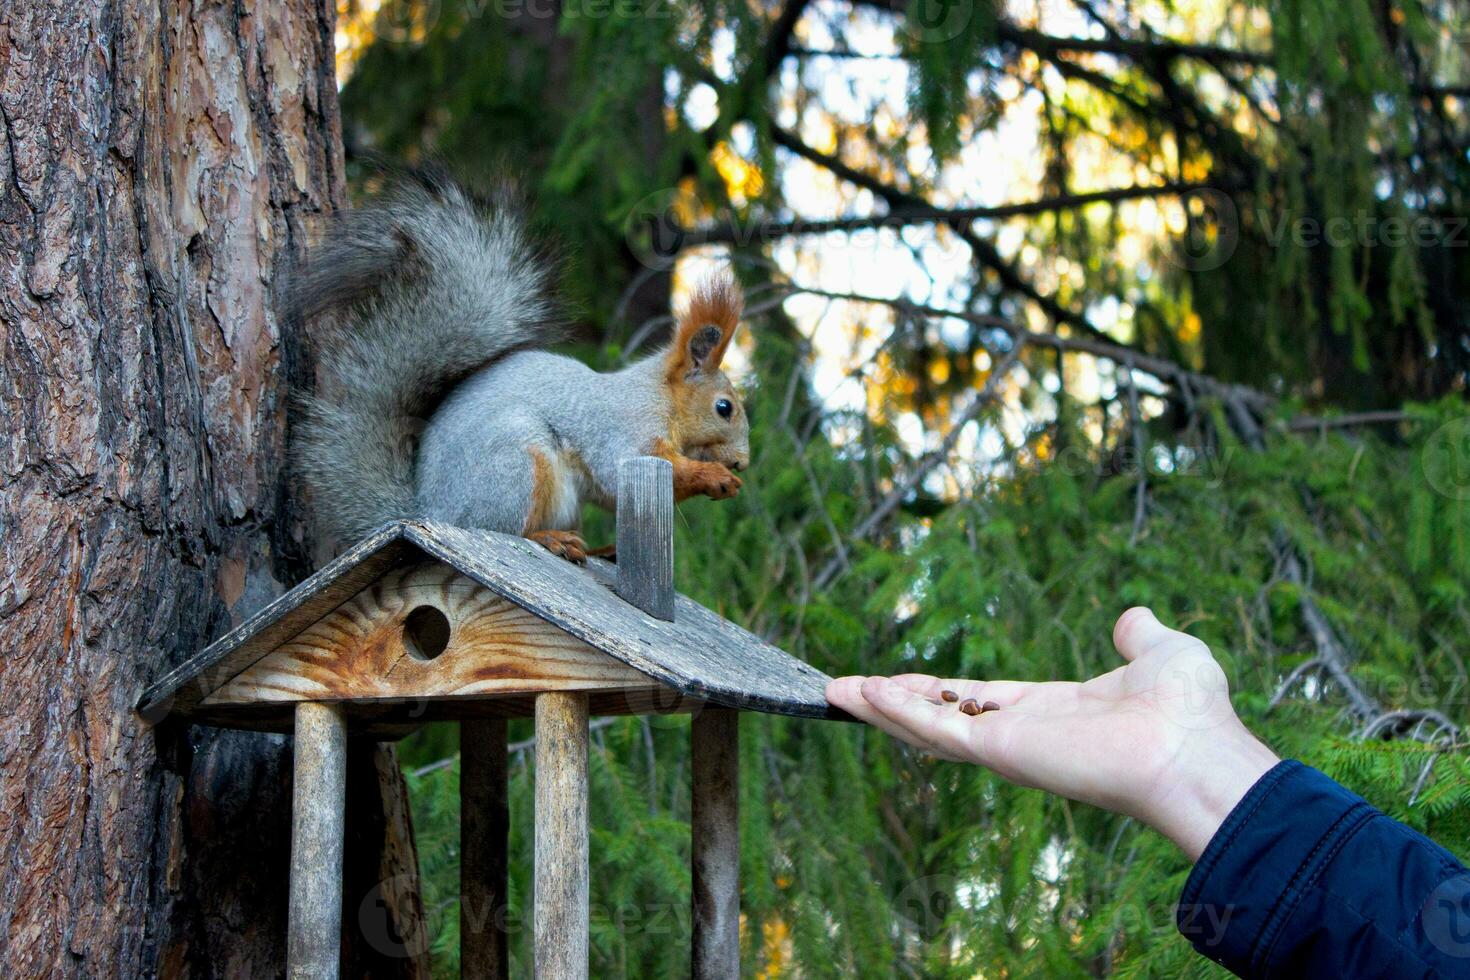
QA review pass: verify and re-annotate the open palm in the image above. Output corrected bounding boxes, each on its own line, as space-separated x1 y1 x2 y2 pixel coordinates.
825 607 1278 859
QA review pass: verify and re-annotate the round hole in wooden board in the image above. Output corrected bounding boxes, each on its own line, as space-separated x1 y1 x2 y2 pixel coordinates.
402 604 451 661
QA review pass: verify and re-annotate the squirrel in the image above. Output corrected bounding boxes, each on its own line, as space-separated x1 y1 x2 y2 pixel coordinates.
292 171 749 562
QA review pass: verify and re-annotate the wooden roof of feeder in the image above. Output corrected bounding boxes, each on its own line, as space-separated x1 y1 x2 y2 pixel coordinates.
141 519 843 735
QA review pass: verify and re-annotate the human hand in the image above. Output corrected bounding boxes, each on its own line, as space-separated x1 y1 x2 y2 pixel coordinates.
825 607 1279 861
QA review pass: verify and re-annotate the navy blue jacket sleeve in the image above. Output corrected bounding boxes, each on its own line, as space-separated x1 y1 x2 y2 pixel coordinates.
1175 759 1470 978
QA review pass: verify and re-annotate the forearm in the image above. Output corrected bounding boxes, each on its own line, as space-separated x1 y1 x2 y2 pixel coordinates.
1138 719 1280 862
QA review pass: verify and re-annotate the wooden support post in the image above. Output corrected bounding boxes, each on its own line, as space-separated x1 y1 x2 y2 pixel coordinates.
535 691 590 979
692 707 740 979
288 701 347 980
614 456 675 621
461 717 509 980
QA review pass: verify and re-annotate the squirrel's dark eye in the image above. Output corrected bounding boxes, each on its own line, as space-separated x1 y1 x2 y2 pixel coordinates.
715 398 734 419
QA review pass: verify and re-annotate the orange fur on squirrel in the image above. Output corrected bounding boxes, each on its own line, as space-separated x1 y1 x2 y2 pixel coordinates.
665 275 744 385
663 274 747 465
523 447 557 534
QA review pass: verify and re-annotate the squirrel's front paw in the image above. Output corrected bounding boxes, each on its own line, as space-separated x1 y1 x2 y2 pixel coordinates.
699 463 743 500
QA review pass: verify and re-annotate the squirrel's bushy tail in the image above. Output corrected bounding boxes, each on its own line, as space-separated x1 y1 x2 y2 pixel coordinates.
292 171 560 543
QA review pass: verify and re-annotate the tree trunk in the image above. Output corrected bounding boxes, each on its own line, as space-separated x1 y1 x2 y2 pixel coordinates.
0 2 423 975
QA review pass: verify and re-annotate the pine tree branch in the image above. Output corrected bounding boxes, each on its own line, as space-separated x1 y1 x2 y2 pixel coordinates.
758 0 812 73
811 344 1026 591
670 0 809 180
850 1 1271 67
994 20 1270 68
1122 360 1149 545
1360 710 1462 742
677 180 1217 246
1227 398 1462 751
766 125 1127 347
1267 658 1325 709
768 124 906 203
1282 410 1418 432
792 281 1264 592
782 283 1273 409
854 1 1469 100
688 36 1156 350
788 45 905 61
1064 0 1281 156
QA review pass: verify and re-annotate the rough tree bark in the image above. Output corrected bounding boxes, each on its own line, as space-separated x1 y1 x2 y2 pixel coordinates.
0 1 424 976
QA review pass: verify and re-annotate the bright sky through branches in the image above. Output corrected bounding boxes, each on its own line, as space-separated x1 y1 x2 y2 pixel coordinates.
669 0 1227 465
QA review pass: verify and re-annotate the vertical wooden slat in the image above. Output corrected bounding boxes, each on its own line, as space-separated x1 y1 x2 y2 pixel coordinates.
692 707 740 979
614 456 675 621
461 718 509 979
535 691 590 979
288 701 347 980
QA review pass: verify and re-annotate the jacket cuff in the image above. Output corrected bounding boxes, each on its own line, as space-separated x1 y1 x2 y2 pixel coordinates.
1174 759 1375 974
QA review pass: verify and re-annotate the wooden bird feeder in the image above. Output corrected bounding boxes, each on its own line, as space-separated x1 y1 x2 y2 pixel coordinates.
140 457 843 979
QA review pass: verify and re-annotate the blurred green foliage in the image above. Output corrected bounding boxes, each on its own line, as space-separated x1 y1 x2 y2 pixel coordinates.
397 389 1470 977
338 0 1469 974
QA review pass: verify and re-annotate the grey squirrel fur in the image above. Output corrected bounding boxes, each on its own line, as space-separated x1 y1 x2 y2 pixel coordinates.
293 172 749 559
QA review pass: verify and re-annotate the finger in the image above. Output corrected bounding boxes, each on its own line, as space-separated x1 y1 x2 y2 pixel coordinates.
848 678 969 760
887 673 1034 708
829 677 967 760
859 677 994 762
1112 607 1207 662
825 675 870 713
827 676 926 741
1112 607 1154 660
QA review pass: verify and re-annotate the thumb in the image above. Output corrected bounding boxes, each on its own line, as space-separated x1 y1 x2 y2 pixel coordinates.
1112 607 1184 662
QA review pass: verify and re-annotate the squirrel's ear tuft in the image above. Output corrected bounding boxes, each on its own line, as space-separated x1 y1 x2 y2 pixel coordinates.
688 325 723 367
668 272 744 381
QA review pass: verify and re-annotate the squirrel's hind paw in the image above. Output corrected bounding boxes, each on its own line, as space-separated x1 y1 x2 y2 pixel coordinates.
526 529 588 564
